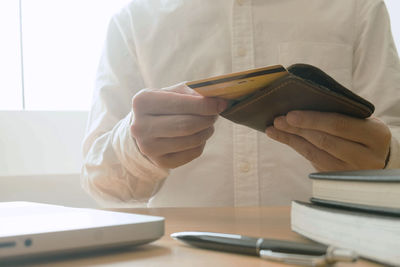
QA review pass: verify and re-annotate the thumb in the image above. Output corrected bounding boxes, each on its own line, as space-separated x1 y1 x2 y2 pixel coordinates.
163 82 201 96
162 81 229 114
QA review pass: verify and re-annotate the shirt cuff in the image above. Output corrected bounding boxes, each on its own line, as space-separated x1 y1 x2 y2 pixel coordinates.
112 112 169 183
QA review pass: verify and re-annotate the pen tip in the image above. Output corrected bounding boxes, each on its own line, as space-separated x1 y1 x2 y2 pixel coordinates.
170 232 179 239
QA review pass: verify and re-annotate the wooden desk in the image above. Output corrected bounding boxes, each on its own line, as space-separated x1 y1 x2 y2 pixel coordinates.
25 207 381 267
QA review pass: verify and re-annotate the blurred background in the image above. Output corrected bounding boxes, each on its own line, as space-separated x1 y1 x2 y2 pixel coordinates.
0 0 399 207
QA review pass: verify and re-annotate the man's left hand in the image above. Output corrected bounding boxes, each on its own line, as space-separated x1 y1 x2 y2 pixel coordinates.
265 111 391 171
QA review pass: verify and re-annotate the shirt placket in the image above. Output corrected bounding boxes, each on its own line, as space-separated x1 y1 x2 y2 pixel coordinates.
231 0 259 206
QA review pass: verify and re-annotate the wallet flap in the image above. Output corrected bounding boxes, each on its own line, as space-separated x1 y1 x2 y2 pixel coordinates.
287 64 374 112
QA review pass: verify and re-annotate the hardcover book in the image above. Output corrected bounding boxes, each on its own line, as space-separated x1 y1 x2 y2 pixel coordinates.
309 169 400 215
291 201 400 266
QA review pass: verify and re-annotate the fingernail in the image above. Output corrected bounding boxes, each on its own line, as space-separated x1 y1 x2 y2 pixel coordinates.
183 83 201 96
218 99 228 113
274 116 286 128
287 111 301 126
265 126 276 138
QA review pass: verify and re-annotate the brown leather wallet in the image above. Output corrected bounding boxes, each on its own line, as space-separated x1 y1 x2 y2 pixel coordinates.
220 64 375 132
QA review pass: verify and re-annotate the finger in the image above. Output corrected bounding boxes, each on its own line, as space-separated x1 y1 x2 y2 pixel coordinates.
273 116 377 167
266 126 350 171
132 89 228 116
155 144 206 169
285 111 383 146
132 114 217 138
140 127 214 156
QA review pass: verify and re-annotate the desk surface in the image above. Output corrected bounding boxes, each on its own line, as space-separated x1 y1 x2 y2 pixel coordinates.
26 206 380 267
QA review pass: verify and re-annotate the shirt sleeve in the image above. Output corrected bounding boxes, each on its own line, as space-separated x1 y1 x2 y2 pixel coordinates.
81 8 169 207
353 0 400 168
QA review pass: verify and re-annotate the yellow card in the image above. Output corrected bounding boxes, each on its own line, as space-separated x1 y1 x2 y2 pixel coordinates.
186 65 288 100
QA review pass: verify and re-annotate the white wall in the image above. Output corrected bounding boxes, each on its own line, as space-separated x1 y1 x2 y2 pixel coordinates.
0 111 86 176
0 111 97 207
0 174 97 207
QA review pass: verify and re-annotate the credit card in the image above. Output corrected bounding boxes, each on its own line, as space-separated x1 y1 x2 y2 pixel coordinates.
186 65 287 100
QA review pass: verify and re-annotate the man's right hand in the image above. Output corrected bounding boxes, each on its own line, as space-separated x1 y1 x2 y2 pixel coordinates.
130 83 228 169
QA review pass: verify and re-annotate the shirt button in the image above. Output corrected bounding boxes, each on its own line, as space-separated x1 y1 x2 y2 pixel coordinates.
236 0 244 5
240 162 250 173
238 48 247 57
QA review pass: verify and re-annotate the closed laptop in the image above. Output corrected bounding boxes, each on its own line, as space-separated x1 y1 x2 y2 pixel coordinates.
0 202 164 262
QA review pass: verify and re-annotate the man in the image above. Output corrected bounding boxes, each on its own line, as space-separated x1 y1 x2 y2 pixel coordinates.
82 0 400 207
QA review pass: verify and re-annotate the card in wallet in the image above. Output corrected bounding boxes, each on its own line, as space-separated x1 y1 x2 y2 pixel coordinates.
186 63 375 132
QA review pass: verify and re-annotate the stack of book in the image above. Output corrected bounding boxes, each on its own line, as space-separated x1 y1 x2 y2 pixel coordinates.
291 169 400 266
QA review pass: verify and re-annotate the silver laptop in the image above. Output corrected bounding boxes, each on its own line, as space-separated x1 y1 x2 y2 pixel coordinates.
0 201 164 261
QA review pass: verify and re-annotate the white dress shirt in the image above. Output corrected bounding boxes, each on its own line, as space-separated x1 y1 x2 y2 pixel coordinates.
82 0 400 207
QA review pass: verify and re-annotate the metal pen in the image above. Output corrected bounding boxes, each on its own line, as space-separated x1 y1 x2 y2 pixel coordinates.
171 231 357 266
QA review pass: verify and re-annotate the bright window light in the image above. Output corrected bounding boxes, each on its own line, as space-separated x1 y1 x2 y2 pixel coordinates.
22 0 130 110
0 0 23 110
385 0 400 52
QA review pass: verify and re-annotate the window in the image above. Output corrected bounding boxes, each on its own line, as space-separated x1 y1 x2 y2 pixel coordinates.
0 0 22 110
386 0 400 51
1 0 130 111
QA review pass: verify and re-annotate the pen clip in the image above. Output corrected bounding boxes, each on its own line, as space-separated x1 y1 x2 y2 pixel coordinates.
259 246 358 267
